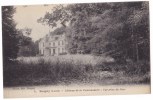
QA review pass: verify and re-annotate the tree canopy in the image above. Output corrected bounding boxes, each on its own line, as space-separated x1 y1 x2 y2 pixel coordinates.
38 2 149 62
2 6 37 62
17 28 39 57
2 6 19 63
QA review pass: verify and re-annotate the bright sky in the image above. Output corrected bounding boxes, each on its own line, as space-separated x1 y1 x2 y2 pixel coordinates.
13 5 58 41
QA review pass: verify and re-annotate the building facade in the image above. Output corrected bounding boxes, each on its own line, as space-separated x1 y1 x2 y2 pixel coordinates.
39 33 67 56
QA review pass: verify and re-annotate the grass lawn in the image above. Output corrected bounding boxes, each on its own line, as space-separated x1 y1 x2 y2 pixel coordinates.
3 55 150 87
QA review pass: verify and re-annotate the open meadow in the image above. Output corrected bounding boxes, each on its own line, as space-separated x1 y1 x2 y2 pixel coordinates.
3 55 150 87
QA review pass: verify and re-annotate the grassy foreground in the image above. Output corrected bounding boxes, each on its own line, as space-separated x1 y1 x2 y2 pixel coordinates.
3 55 150 87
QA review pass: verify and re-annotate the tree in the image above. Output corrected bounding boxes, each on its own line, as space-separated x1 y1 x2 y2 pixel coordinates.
2 6 19 63
17 28 39 57
18 40 39 57
38 2 149 62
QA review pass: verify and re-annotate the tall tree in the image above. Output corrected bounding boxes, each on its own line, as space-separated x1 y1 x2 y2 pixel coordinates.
38 2 149 62
2 6 19 63
16 28 40 57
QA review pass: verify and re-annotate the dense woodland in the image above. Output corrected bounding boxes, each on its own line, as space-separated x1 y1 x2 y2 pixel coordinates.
38 2 149 62
2 6 39 61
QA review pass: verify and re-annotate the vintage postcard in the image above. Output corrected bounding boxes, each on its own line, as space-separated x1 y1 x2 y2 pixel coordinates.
2 1 150 98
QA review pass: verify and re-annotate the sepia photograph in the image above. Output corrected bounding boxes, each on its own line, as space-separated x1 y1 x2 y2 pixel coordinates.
2 1 150 98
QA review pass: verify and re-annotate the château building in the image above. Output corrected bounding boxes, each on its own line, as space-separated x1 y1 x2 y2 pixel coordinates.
39 33 67 56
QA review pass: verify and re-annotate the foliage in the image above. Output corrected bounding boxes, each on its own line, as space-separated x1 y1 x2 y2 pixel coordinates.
50 26 66 35
38 2 149 62
16 28 39 57
17 40 39 57
17 29 32 46
2 6 19 63
2 6 39 63
2 6 36 62
4 56 150 87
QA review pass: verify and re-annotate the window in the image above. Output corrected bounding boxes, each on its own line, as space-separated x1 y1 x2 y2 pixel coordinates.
50 49 51 55
62 48 64 52
55 37 58 40
53 49 55 54
42 50 44 54
53 42 55 46
58 41 60 46
62 41 64 45
58 48 60 53
43 42 44 47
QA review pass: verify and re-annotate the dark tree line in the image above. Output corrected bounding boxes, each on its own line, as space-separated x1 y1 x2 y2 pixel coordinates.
38 2 149 62
17 29 39 57
2 6 19 63
17 37 39 57
2 6 39 64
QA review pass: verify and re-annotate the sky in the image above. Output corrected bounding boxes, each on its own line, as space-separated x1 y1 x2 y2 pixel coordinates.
13 5 59 41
